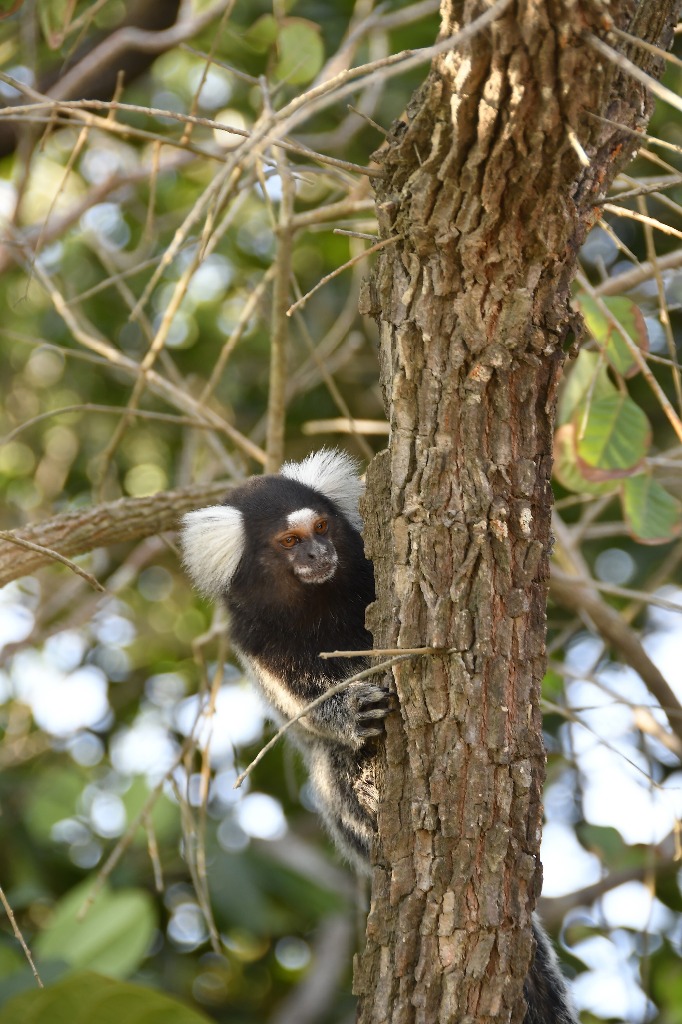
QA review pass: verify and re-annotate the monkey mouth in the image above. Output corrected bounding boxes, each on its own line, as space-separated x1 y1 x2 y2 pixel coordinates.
295 561 337 585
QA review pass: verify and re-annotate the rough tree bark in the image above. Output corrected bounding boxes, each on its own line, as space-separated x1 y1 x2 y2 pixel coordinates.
356 2 680 1023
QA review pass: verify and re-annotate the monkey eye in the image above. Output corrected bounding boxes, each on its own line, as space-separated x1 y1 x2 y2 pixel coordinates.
280 534 299 548
314 518 328 534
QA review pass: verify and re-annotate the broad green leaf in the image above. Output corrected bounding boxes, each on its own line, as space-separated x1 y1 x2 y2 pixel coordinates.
655 871 682 914
541 670 570 709
577 824 632 865
557 349 616 425
0 944 24 980
553 424 615 496
208 851 288 935
242 14 278 52
577 294 649 378
24 767 86 843
650 959 682 1024
575 392 650 477
122 777 179 846
274 19 324 85
622 474 681 544
0 970 213 1024
35 880 156 979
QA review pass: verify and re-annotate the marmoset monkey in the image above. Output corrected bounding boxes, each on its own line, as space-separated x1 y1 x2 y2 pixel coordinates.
181 449 577 1024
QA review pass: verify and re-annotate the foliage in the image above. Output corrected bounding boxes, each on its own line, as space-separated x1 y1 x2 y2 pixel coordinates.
0 970 215 1024
0 2 681 1022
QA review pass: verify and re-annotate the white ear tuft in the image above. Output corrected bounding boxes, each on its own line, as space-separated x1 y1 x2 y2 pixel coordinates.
281 449 364 530
181 505 245 598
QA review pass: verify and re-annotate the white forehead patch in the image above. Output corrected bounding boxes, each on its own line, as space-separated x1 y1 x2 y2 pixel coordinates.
280 448 364 530
180 505 245 598
286 508 318 531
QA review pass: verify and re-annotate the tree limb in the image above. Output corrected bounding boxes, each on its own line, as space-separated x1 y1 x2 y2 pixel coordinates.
0 482 230 589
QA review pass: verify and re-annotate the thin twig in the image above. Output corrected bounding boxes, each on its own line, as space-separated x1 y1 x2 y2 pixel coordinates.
18 252 264 466
0 885 43 988
637 195 682 413
301 417 389 437
608 25 682 71
199 268 276 405
602 202 682 241
347 104 389 136
551 515 682 746
77 731 198 920
593 247 682 296
586 34 682 116
234 652 422 789
0 481 231 588
334 228 380 241
561 574 682 614
290 263 375 461
320 646 447 659
290 197 375 230
586 111 682 161
2 405 215 446
143 811 164 893
286 235 401 316
0 531 106 592
265 99 295 473
0 92 383 179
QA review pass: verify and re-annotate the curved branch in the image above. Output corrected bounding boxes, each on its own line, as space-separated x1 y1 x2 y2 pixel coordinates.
0 482 230 589
539 837 679 930
550 571 682 744
0 0 183 159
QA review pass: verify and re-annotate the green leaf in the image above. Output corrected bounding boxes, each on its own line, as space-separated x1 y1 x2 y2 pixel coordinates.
35 880 156 979
24 766 87 843
553 424 615 496
274 19 324 85
575 392 651 477
541 669 566 702
557 349 616 425
577 294 649 378
576 823 649 874
242 14 278 52
0 971 214 1024
0 943 24 980
122 777 179 847
622 474 682 544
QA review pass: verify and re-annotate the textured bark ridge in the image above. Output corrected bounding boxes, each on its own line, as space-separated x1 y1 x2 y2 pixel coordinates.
356 2 679 1022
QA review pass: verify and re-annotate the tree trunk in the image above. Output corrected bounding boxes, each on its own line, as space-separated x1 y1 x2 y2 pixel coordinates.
356 2 680 1022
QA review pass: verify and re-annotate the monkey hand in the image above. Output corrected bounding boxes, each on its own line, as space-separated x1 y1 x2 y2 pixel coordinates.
309 681 391 750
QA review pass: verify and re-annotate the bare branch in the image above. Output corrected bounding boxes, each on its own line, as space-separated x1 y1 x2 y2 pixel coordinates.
265 117 295 473
47 0 234 103
587 33 682 115
0 482 231 589
286 236 401 316
551 518 682 746
0 531 106 592
0 885 43 989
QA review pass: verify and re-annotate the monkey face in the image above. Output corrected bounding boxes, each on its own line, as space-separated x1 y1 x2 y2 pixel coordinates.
182 465 360 601
273 508 339 585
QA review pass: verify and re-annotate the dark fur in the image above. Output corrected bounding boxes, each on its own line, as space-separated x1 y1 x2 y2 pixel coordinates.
226 476 374 684
217 475 387 864
183 463 578 1024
